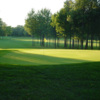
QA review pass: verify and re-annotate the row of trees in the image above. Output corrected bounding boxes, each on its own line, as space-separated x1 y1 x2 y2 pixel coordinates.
51 0 100 49
0 19 28 37
0 18 12 37
25 0 100 49
12 25 28 36
0 0 100 49
24 9 56 47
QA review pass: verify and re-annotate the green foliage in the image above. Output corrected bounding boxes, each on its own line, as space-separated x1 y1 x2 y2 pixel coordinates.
0 18 13 37
24 8 56 46
12 25 28 36
51 0 100 49
0 18 6 36
51 0 74 36
24 9 38 36
5 26 12 36
24 8 52 36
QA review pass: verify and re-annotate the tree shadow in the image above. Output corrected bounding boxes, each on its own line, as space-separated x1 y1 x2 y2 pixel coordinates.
0 50 90 65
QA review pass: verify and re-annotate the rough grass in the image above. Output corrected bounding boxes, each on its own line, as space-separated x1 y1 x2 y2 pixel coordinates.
0 62 100 100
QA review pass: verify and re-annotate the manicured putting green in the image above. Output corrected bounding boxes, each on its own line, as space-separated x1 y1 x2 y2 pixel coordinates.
0 49 100 65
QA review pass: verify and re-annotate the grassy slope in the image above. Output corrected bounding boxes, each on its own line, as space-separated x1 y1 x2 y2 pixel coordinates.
0 62 100 100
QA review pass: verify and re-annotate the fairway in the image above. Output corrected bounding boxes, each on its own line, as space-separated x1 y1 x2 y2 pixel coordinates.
0 37 100 100
0 37 100 65
0 49 100 65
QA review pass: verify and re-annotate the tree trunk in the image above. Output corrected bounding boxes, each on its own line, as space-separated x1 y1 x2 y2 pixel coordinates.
49 37 50 47
81 39 83 49
69 35 71 49
54 35 56 48
57 37 59 47
91 34 94 49
75 39 77 49
42 34 44 47
72 39 74 49
81 9 84 49
40 35 42 46
64 36 67 48
99 36 100 49
77 39 79 49
96 37 98 49
85 33 89 49
46 36 48 47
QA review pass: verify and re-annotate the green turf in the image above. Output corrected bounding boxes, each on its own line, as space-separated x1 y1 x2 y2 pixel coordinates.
0 36 100 49
0 37 100 99
0 37 100 65
0 37 33 49
0 49 100 65
0 62 100 100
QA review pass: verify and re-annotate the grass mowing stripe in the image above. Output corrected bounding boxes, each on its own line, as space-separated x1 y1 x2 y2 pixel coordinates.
0 49 100 65
0 62 100 100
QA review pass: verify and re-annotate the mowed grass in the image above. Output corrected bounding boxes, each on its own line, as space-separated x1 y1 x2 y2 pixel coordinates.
0 62 100 100
0 49 100 65
0 37 100 65
0 37 100 99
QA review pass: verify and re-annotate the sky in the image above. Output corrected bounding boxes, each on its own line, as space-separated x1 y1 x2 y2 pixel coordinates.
0 0 66 27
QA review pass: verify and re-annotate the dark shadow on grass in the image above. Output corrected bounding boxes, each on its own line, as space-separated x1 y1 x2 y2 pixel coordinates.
0 61 100 100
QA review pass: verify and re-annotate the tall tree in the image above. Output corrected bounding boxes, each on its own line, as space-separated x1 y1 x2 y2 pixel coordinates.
0 18 10 37
0 18 4 37
51 0 74 48
25 8 52 47
37 8 52 47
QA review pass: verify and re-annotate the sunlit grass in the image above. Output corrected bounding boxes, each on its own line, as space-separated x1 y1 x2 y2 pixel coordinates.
12 37 33 41
19 49 100 61
0 37 100 65
0 49 100 65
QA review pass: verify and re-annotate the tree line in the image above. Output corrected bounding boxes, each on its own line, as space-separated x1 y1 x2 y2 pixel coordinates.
0 0 100 49
0 18 12 37
24 8 57 47
0 19 28 37
24 0 100 49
